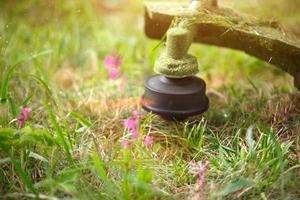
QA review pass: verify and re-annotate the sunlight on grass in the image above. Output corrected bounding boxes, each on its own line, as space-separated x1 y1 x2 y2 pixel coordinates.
0 0 299 199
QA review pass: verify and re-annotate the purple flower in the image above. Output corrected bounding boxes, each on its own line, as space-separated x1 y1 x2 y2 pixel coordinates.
109 68 121 80
131 111 139 119
104 54 121 69
188 160 209 189
144 135 153 148
130 130 140 138
121 139 130 148
123 111 141 140
104 53 122 80
17 107 32 128
123 119 138 130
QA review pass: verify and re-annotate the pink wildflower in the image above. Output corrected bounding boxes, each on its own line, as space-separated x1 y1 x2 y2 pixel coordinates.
130 130 140 138
104 54 121 69
121 139 130 149
131 111 139 119
123 119 138 130
17 107 32 128
188 160 209 190
123 111 140 140
109 68 121 80
104 53 122 80
144 136 153 148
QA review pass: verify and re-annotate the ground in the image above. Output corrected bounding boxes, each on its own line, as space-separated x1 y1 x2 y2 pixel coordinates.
0 0 300 199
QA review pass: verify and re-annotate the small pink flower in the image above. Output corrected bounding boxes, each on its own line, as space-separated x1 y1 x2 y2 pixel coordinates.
123 119 138 130
109 68 121 80
104 53 122 81
121 139 130 148
144 136 153 148
104 54 121 69
188 160 209 189
130 130 140 138
131 111 139 119
17 107 32 128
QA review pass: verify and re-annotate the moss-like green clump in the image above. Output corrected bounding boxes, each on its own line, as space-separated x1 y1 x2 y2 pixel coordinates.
155 27 199 77
154 51 199 77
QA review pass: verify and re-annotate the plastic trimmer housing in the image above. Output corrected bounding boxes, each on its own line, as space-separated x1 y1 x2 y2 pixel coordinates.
141 75 209 120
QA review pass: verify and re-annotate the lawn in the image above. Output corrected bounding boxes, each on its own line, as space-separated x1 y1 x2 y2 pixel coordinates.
0 0 299 199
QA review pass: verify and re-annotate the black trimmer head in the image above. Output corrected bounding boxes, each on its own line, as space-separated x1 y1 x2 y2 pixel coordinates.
141 75 209 120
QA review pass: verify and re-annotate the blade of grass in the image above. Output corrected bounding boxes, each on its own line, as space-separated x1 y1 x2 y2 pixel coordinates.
92 152 108 183
68 111 92 127
0 50 52 104
21 92 35 106
46 103 73 163
10 156 37 195
246 125 256 160
14 73 54 102
8 96 17 118
213 179 252 197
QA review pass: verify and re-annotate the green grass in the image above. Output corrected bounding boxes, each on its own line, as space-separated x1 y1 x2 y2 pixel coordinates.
0 0 300 199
